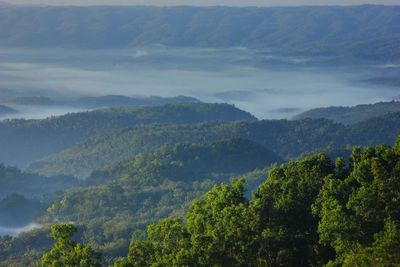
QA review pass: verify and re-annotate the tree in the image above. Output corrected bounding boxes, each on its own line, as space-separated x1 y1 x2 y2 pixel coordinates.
313 140 400 266
41 224 102 267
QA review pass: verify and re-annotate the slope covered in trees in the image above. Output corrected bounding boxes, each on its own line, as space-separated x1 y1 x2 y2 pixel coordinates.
0 5 398 60
8 137 398 266
30 118 344 178
294 101 400 125
40 139 281 257
120 138 400 266
30 112 400 179
0 103 255 167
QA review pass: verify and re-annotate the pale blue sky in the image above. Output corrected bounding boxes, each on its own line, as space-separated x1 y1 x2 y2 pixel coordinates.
7 0 400 6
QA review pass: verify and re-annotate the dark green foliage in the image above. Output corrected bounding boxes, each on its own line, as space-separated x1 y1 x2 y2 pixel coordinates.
0 103 254 167
0 163 78 199
294 101 400 125
312 142 400 266
348 112 400 147
125 139 400 266
42 140 280 258
33 112 400 179
41 224 102 267
0 227 53 267
31 118 345 178
0 6 398 60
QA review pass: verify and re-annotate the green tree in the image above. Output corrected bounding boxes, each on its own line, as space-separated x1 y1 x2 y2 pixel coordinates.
313 140 400 266
251 154 335 266
41 224 102 267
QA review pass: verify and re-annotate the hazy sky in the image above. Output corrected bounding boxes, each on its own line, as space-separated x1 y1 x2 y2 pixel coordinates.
7 0 400 6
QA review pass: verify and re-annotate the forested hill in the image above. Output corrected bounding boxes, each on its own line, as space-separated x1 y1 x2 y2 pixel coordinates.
294 101 400 125
0 103 254 167
0 5 399 59
30 118 345 178
30 111 400 179
40 139 282 257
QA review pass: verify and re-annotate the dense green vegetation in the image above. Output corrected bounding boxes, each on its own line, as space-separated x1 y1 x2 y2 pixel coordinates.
39 139 281 258
0 6 398 60
118 139 400 266
294 101 400 125
0 227 53 266
9 138 397 266
31 112 400 179
0 103 254 167
1 103 400 265
41 224 102 267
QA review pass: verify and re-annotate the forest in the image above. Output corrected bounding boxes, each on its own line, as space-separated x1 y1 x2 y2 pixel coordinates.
0 5 399 60
0 3 399 266
0 101 400 266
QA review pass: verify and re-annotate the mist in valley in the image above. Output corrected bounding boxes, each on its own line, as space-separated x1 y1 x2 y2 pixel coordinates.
0 47 398 120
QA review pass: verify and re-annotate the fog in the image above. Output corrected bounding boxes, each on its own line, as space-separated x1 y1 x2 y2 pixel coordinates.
0 223 41 237
0 47 398 119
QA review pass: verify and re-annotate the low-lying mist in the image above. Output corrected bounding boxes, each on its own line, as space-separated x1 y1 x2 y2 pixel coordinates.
0 47 398 120
0 223 41 237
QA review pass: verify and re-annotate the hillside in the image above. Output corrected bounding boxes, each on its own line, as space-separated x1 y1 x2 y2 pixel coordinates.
30 111 400 179
41 139 281 256
0 103 255 167
0 164 78 199
294 101 400 125
29 118 345 178
0 5 399 60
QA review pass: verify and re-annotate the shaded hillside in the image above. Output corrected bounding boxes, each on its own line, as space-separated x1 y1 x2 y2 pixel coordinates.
0 164 78 199
30 118 344 178
0 5 398 59
30 111 400 179
294 101 400 125
0 103 254 167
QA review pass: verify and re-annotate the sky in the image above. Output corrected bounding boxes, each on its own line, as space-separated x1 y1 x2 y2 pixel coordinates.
6 0 400 6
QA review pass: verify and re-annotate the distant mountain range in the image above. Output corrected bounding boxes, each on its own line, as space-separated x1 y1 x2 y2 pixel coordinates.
294 101 400 125
0 5 398 60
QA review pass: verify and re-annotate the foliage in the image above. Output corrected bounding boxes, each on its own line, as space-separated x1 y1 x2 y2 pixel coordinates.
31 118 345 178
41 139 279 259
124 139 400 266
0 103 254 167
312 141 400 266
41 224 102 267
33 112 400 179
